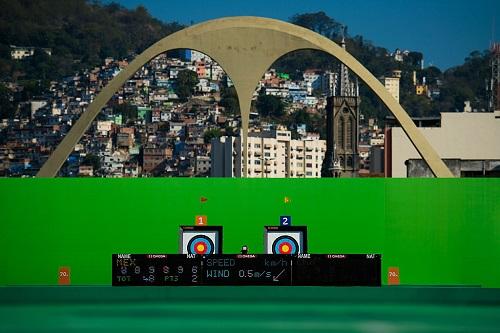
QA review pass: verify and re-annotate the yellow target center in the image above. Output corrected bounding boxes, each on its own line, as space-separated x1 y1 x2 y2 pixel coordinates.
196 244 206 252
281 244 290 253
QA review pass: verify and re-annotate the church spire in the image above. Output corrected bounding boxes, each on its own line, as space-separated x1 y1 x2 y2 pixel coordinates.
337 25 358 97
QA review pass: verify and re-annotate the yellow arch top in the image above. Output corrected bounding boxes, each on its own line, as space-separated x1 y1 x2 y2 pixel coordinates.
37 16 454 178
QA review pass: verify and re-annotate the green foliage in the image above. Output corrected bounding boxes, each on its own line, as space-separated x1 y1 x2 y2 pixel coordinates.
401 94 433 117
276 12 491 120
290 12 343 39
0 83 16 119
436 51 490 112
224 126 236 136
406 51 423 68
113 103 137 122
203 128 222 144
285 109 326 139
82 153 101 171
255 93 285 119
0 0 183 82
219 84 239 115
175 70 198 102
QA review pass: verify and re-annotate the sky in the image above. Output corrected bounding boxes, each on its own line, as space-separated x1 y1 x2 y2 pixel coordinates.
114 0 500 70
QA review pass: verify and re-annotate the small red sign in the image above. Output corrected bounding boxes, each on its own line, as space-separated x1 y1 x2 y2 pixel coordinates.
58 267 71 285
388 267 400 285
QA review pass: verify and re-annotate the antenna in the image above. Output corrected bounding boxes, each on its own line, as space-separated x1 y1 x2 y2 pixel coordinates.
341 24 347 42
491 15 496 48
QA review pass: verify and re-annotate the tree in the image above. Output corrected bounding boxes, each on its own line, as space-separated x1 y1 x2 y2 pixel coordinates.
421 66 442 85
290 12 342 39
82 153 101 171
0 0 184 83
255 93 285 119
175 70 199 101
407 51 423 68
219 84 239 115
203 128 222 143
113 103 137 122
0 84 16 119
224 126 237 136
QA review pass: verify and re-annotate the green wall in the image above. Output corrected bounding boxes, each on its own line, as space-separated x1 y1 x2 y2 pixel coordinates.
1 179 499 287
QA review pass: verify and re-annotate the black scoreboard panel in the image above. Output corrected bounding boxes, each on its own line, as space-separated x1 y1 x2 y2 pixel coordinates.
112 254 202 286
112 254 381 286
203 255 291 286
292 254 381 286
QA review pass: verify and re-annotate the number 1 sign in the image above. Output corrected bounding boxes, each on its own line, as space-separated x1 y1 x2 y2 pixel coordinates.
195 215 207 226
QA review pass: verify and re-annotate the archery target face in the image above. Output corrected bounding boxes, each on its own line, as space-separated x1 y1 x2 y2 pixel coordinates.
181 230 220 254
265 231 304 254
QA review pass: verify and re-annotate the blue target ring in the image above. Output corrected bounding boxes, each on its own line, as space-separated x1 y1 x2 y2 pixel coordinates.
272 236 299 254
187 235 214 254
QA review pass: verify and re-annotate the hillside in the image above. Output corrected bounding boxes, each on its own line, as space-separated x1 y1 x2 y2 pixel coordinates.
0 0 183 81
0 3 492 120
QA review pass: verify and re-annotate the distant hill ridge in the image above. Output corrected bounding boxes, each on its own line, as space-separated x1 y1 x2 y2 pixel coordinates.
0 1 491 119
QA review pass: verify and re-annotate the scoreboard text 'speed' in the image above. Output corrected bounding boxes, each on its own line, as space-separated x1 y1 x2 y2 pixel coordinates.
113 254 381 286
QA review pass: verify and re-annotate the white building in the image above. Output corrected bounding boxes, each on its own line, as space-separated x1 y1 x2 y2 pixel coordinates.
387 108 500 177
384 77 400 103
96 121 113 135
11 45 52 60
211 127 326 178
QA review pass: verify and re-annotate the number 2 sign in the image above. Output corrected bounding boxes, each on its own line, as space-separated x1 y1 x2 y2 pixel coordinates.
280 216 292 226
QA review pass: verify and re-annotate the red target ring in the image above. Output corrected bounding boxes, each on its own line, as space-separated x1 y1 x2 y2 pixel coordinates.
193 241 207 254
279 241 293 254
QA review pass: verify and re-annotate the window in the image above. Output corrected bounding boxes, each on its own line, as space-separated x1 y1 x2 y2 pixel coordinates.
297 162 303 167
346 117 353 148
306 171 313 176
306 155 312 159
338 117 345 148
306 163 313 168
347 156 353 167
254 144 261 148
255 160 261 165
264 152 271 157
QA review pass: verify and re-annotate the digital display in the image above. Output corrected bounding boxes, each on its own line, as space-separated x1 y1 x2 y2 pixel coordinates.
292 254 381 286
203 255 291 286
112 254 202 286
112 254 381 286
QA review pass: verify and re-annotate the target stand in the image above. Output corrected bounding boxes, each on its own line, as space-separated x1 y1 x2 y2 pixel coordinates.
180 226 223 255
264 226 307 255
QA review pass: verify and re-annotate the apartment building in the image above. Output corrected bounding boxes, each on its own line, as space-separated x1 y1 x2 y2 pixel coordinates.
211 127 326 178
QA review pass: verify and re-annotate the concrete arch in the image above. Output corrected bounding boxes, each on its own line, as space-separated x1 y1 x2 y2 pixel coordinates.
37 16 453 177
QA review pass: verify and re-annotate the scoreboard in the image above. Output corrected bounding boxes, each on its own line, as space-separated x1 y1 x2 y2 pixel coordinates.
112 254 381 286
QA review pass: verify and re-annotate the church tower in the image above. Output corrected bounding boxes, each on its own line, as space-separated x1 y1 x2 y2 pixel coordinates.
321 33 361 177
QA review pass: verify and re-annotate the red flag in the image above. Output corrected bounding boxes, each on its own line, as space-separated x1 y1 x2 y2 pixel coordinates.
200 197 208 203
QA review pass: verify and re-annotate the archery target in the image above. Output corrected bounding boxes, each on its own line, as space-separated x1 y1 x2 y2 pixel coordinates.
264 227 307 254
180 226 222 254
188 235 214 254
272 236 299 254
